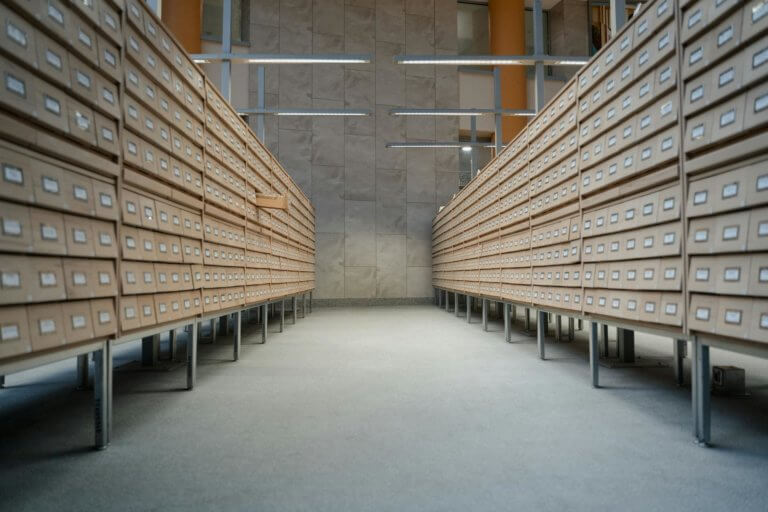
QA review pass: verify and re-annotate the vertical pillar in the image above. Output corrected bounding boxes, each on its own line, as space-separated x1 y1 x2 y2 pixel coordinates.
470 116 477 178
692 340 711 445
617 328 635 363
256 65 265 140
261 303 268 344
234 310 241 361
94 343 109 449
280 299 285 332
493 67 503 153
187 321 198 390
537 310 546 359
610 0 627 36
482 299 488 331
220 0 232 100
674 339 686 386
504 303 511 342
589 321 599 388
533 0 545 112
77 353 89 389
488 0 527 141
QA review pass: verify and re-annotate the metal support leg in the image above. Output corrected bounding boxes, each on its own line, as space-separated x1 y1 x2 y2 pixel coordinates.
141 335 159 366
280 299 285 332
589 321 599 388
568 317 574 341
309 292 313 314
261 303 268 344
77 353 89 389
187 321 198 390
466 295 471 322
511 305 516 324
302 294 307 319
525 307 531 331
601 324 609 357
234 310 241 361
555 315 562 342
445 291 450 312
578 319 583 331
455 293 461 317
617 328 636 363
211 318 217 342
438 289 442 308
292 296 297 324
0 375 4 388
674 339 686 386
482 299 488 331
537 310 546 360
169 328 178 361
94 342 109 449
692 340 711 445
504 303 511 342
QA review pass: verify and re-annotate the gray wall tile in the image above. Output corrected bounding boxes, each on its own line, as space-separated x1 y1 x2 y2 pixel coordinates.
375 42 406 106
345 266 376 298
345 200 376 265
316 232 345 298
406 266 432 297
314 0 344 36
345 134 375 200
405 0 434 17
313 33 345 100
376 0 405 43
312 165 345 233
376 169 406 234
376 234 406 297
375 104 406 170
252 0 280 26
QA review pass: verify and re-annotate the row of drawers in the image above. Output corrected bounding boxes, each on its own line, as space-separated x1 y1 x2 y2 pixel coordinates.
0 298 116 359
0 55 118 156
1 144 117 219
689 293 768 343
0 255 115 305
1 201 116 257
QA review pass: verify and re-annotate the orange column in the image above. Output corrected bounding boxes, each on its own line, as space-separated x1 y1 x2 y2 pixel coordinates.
488 0 527 143
161 0 202 54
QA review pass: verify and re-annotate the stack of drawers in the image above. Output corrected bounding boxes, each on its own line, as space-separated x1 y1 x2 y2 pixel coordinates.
433 0 768 347
119 0 206 332
0 0 315 363
0 0 122 359
682 0 768 343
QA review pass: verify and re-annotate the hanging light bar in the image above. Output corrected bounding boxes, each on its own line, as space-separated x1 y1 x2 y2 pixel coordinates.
191 53 372 64
393 55 589 66
385 142 497 149
389 108 535 117
238 108 371 116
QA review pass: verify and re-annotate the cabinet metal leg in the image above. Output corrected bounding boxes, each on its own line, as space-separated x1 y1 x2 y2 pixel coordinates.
169 328 178 361
617 328 635 363
292 296 297 324
309 292 312 314
589 321 599 388
504 303 511 342
234 310 241 361
445 291 450 312
187 321 197 390
466 295 471 322
0 375 4 388
77 353 89 389
674 338 686 386
94 342 109 449
455 293 461 317
211 318 217 342
601 324 609 357
537 310 546 360
692 340 710 445
482 299 488 331
568 317 574 340
280 299 285 332
525 308 531 331
141 335 159 366
511 305 516 324
555 315 562 342
301 294 307 319
261 303 268 344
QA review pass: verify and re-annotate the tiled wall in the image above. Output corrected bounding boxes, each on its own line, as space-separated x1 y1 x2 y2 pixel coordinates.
246 0 459 300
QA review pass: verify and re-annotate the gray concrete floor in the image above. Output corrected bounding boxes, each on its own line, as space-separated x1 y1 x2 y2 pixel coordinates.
1 305 767 512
